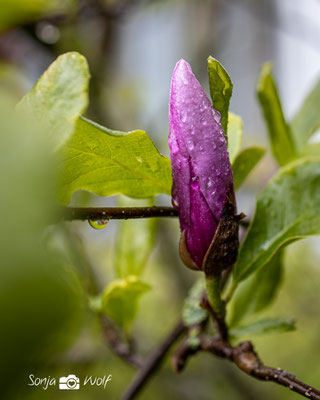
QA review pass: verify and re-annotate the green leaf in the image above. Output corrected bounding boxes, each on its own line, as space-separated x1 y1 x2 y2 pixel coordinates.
59 117 172 205
233 158 320 284
182 278 208 327
18 52 90 151
291 77 320 151
207 56 233 135
257 63 296 166
232 146 265 190
114 198 156 278
0 0 74 31
230 317 295 338
101 276 150 330
228 112 243 164
229 251 283 327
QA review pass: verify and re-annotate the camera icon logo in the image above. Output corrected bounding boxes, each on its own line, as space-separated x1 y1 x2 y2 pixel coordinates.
59 375 80 390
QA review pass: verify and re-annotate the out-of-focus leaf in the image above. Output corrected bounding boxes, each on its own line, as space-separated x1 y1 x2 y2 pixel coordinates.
291 78 320 151
232 146 265 190
0 63 26 100
229 251 283 327
257 63 296 166
230 317 295 338
233 158 320 284
59 117 172 205
182 278 208 327
0 0 74 32
207 56 233 135
114 198 156 278
228 112 243 164
101 276 150 330
0 97 84 393
302 142 320 157
18 52 89 151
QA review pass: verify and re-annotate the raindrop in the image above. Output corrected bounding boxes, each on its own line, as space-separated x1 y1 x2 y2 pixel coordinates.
89 219 109 230
216 170 221 177
187 139 194 151
206 178 212 189
181 111 187 122
213 143 217 150
172 198 179 207
213 111 221 123
136 157 142 163
182 77 189 85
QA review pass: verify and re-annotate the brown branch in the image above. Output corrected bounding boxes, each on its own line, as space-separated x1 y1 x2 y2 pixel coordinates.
61 207 250 223
174 337 320 400
121 321 186 400
61 206 178 221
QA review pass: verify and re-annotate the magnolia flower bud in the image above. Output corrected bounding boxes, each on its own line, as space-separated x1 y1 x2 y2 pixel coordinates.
169 59 239 273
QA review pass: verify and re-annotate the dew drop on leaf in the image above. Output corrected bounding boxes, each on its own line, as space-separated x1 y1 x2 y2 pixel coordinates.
89 219 109 230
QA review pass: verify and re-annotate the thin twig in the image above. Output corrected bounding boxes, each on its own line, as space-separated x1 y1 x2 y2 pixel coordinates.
121 321 186 400
100 315 142 368
174 337 320 400
61 206 178 221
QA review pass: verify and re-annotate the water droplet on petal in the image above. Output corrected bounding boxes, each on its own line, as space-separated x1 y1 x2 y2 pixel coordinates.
216 170 221 177
180 111 187 122
213 110 221 123
89 219 109 230
182 76 189 85
213 143 217 150
190 176 199 189
172 198 179 207
187 139 194 151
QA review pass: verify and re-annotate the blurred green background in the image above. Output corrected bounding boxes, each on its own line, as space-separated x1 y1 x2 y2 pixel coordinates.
0 0 320 399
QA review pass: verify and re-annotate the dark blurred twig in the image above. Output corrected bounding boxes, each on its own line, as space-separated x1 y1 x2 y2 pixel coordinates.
62 206 250 223
100 315 142 368
61 206 178 220
121 320 186 400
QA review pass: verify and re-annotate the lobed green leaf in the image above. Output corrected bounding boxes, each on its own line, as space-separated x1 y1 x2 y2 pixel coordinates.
58 117 172 205
18 52 90 151
207 56 233 136
257 63 296 166
232 146 265 190
233 158 320 284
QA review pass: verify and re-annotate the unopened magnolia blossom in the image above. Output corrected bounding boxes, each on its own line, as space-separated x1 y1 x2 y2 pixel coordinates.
169 59 235 270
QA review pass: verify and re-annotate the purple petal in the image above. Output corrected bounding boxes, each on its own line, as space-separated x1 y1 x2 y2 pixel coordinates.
169 59 234 269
